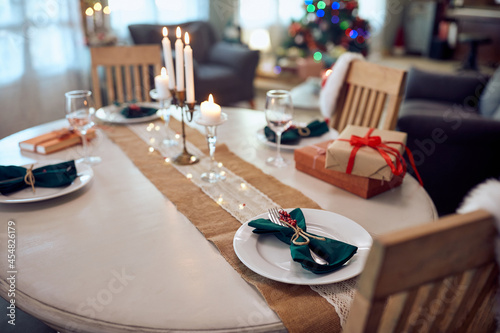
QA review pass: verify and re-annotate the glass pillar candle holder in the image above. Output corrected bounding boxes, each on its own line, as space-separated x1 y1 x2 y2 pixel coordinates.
195 112 228 183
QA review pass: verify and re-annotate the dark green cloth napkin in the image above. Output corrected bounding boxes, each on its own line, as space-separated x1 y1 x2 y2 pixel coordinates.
120 104 158 118
264 120 329 145
0 160 78 195
248 208 358 274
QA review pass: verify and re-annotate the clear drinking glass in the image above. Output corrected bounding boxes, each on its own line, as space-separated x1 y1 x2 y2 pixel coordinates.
265 90 293 167
65 90 101 165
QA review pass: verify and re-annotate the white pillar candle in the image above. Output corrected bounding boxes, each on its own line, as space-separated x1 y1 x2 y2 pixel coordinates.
200 94 221 123
175 27 184 92
85 7 94 34
162 27 176 90
184 32 195 104
154 67 170 100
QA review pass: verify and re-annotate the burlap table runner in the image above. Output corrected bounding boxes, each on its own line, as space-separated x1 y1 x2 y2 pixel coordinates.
105 118 341 332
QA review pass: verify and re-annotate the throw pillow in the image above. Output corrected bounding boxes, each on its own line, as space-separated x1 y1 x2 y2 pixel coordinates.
493 104 500 121
480 67 500 117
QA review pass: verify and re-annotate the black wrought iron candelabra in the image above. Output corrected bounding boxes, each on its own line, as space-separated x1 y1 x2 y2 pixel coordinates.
170 89 199 165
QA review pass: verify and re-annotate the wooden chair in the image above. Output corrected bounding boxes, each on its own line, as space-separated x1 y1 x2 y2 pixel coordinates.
330 61 407 132
344 209 498 333
90 45 162 108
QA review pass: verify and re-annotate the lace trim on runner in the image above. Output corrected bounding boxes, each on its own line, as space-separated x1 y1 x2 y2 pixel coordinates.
128 121 356 326
311 278 357 326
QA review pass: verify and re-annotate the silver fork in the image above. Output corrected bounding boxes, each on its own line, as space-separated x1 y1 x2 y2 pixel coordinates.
268 208 328 265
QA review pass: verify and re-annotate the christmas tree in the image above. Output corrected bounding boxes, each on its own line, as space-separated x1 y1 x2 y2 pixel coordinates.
279 0 369 67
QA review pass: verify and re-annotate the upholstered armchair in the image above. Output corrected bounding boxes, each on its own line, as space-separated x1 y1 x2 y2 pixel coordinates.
128 21 260 106
397 67 500 216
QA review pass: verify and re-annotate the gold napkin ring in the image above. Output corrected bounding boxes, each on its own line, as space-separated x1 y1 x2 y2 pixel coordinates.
24 164 36 193
298 127 311 137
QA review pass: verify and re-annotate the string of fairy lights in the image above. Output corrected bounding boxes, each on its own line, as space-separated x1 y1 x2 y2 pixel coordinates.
143 122 256 215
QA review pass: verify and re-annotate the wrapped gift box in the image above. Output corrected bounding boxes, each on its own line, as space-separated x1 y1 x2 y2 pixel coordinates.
19 128 96 155
294 140 403 198
325 125 407 181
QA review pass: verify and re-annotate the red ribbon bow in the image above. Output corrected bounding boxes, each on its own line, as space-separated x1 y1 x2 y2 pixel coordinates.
339 128 423 186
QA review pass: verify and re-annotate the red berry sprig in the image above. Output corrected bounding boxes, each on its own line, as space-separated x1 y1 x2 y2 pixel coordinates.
129 104 140 111
279 210 297 227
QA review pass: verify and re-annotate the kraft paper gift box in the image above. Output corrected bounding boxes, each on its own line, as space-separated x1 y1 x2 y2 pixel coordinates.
325 125 408 181
19 128 96 155
294 140 403 199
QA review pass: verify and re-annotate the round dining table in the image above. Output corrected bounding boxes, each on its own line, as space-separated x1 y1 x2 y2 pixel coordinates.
0 106 437 332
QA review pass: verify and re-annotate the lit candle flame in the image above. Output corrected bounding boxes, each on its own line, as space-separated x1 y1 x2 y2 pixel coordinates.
163 27 167 37
176 26 181 39
209 94 214 103
161 67 167 77
85 7 94 16
184 32 190 44
93 2 102 11
103 6 110 14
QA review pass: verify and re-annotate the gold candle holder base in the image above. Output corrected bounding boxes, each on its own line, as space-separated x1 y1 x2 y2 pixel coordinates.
173 151 199 165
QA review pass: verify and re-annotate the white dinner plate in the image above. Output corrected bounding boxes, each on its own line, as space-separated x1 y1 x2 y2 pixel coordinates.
256 127 338 150
233 208 372 285
0 161 93 204
95 102 163 124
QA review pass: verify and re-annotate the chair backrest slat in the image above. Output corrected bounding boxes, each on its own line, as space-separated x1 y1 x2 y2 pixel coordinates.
429 274 463 332
392 288 419 332
124 65 133 102
105 66 114 104
90 45 162 108
361 90 376 127
333 84 354 131
91 65 101 109
354 87 369 125
369 92 386 129
346 84 362 126
330 60 407 132
132 65 141 101
448 264 497 331
344 209 498 333
115 65 124 104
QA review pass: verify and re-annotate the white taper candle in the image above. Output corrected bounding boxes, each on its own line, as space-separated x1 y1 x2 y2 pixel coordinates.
184 32 195 103
175 27 184 92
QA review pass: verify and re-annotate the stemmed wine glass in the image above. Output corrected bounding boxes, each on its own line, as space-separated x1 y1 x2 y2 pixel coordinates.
65 90 101 165
265 90 293 167
150 89 177 147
